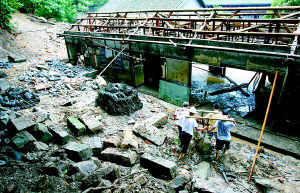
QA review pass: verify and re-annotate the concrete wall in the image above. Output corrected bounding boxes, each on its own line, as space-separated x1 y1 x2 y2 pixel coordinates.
166 58 191 86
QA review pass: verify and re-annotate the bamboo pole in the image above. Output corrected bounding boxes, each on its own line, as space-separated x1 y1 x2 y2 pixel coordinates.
185 116 234 122
248 70 279 182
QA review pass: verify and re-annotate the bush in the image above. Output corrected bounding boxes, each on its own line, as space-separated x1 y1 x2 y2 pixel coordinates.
0 0 20 29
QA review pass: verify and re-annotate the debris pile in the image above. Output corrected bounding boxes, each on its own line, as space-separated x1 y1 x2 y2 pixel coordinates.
0 86 40 110
97 83 143 115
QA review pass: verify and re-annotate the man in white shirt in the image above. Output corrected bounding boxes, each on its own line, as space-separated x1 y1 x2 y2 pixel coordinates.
174 102 190 141
208 109 236 159
179 107 205 159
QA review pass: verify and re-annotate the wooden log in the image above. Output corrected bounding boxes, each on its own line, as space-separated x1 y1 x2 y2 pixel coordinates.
208 83 248 96
225 76 251 96
185 116 235 122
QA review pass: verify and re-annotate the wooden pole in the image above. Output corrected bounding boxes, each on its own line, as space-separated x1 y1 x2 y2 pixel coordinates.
185 116 234 122
248 70 279 182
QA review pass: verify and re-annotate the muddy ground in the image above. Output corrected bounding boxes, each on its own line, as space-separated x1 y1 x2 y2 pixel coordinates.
0 13 299 193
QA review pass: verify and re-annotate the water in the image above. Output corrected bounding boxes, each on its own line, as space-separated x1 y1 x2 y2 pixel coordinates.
191 64 256 117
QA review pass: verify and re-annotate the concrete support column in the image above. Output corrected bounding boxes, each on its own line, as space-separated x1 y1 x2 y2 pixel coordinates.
66 43 78 65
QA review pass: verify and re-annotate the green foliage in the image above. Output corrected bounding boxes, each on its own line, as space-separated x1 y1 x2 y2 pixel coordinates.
18 0 39 13
272 0 300 6
0 0 20 29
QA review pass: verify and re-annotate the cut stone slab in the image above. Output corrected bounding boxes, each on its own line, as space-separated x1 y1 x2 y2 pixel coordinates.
8 55 27 63
8 112 49 135
73 160 98 176
29 141 49 151
120 128 138 149
32 123 53 143
140 153 177 180
88 137 103 156
171 175 190 190
145 112 168 128
63 141 93 162
100 148 138 166
0 110 9 128
48 125 70 145
12 131 37 149
193 161 211 180
0 78 10 91
80 116 103 134
133 122 166 146
193 177 225 193
103 135 121 148
67 116 86 136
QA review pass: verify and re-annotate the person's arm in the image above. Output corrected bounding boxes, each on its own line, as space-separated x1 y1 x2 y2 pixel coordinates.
196 127 206 131
231 118 236 125
208 120 219 132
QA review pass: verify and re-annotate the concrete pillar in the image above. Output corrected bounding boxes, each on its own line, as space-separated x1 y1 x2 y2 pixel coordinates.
66 43 78 65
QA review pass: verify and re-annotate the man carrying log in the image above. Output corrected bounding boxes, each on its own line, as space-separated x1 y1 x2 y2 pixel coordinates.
203 103 222 139
208 109 236 159
179 107 206 159
174 102 190 142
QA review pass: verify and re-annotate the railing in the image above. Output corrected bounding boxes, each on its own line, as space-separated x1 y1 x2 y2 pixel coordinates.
68 6 300 47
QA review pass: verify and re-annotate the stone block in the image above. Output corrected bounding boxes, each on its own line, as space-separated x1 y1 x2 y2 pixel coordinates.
73 160 98 176
171 175 190 190
67 116 86 136
94 162 120 182
80 70 99 79
193 161 211 180
63 141 93 162
120 128 138 149
193 177 224 193
140 153 177 180
195 135 214 155
133 122 166 146
29 141 49 151
145 112 168 128
103 135 121 148
0 110 9 128
32 123 53 143
0 78 10 91
100 148 137 166
8 55 27 63
88 137 103 156
12 131 36 149
48 125 70 145
80 116 103 134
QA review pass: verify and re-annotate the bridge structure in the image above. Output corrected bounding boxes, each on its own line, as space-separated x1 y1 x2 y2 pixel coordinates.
62 6 300 134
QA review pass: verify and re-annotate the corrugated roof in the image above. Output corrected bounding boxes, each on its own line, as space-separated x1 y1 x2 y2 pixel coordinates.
98 0 188 12
204 0 273 6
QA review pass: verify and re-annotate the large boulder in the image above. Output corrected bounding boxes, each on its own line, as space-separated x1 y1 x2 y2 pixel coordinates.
97 83 143 115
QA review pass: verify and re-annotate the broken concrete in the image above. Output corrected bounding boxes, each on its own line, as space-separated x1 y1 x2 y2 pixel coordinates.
133 122 166 146
88 136 103 157
0 78 10 91
32 123 53 143
73 160 98 176
63 141 93 162
140 153 177 180
193 161 211 180
29 141 49 151
103 135 121 148
100 147 138 166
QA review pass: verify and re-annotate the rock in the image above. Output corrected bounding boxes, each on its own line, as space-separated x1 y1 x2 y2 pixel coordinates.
32 123 53 143
95 76 107 88
67 116 86 136
12 131 36 149
103 135 121 148
193 177 224 193
134 174 147 185
140 153 177 180
73 160 98 176
193 161 211 180
171 175 190 190
63 141 93 162
133 122 166 146
95 162 120 182
120 128 138 149
145 112 168 128
88 137 103 157
97 83 143 115
29 141 49 151
255 178 273 193
0 78 10 91
80 115 103 134
100 147 138 166
8 116 37 135
0 110 9 127
80 70 99 79
8 55 27 63
48 125 70 145
42 160 70 177
195 134 214 155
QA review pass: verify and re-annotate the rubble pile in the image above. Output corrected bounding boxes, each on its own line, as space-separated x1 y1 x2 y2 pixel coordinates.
0 86 40 110
97 83 143 115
